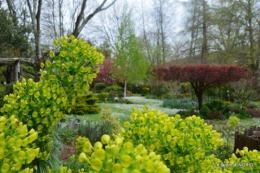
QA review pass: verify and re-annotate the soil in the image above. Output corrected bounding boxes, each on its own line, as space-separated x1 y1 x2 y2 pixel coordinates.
60 142 77 162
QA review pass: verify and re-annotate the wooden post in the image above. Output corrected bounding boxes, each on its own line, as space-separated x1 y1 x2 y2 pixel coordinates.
3 59 21 84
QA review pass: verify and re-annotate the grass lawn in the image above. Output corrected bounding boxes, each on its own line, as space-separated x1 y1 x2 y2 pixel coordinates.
65 96 181 124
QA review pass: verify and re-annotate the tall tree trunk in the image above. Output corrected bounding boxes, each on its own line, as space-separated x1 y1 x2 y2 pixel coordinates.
124 80 127 98
35 0 42 62
201 0 208 63
159 0 166 65
58 0 64 37
196 92 203 110
141 0 152 65
189 2 197 62
191 82 204 110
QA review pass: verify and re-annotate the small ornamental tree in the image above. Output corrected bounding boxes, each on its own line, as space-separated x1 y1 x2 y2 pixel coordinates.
154 64 251 110
112 12 149 98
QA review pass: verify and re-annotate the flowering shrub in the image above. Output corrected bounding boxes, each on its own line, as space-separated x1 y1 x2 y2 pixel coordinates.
0 35 104 172
76 135 170 173
121 106 224 172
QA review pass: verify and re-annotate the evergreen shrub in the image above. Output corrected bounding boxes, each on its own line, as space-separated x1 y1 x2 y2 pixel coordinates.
105 85 123 99
66 94 101 115
200 100 230 119
94 92 110 102
100 104 121 135
94 82 106 92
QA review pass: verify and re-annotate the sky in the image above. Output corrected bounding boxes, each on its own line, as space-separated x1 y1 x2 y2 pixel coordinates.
60 0 193 45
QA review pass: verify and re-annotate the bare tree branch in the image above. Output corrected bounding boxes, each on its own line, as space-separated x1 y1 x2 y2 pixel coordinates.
72 0 117 37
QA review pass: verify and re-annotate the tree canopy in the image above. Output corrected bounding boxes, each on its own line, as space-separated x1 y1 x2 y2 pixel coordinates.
0 7 31 57
154 64 251 109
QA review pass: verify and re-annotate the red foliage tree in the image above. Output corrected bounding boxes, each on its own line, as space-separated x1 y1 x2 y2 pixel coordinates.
94 57 114 85
154 64 251 110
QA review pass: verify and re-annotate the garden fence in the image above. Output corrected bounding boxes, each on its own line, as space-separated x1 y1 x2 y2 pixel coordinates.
234 126 260 157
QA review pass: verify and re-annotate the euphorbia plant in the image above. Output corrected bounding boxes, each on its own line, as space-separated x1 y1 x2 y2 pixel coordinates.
0 35 104 172
122 106 225 172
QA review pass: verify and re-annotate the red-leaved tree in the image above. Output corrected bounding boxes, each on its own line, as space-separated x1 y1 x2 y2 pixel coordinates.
154 64 251 110
94 57 115 85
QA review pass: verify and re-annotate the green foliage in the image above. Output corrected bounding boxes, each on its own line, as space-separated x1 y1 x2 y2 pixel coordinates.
78 121 112 145
127 84 143 94
93 92 110 102
0 83 15 109
62 156 84 173
57 128 78 144
105 85 123 92
112 10 149 97
105 85 123 98
236 109 251 119
100 105 121 135
145 94 159 99
0 91 5 108
162 99 193 109
200 100 231 119
66 94 101 115
147 80 168 98
94 83 106 92
141 87 150 96
0 8 32 57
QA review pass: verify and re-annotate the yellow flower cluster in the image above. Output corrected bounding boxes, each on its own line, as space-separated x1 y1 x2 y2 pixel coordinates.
42 35 104 101
0 116 39 173
76 135 170 173
122 106 224 172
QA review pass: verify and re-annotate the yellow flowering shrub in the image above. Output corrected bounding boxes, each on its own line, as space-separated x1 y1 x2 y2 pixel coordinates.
0 35 104 172
121 105 224 172
76 135 170 173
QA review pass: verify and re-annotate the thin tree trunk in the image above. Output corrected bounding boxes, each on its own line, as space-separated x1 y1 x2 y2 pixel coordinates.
197 93 203 110
124 80 127 98
159 0 166 65
201 0 208 63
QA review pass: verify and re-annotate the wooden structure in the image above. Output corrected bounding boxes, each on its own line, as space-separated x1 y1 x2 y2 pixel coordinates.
234 126 260 157
0 56 48 84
